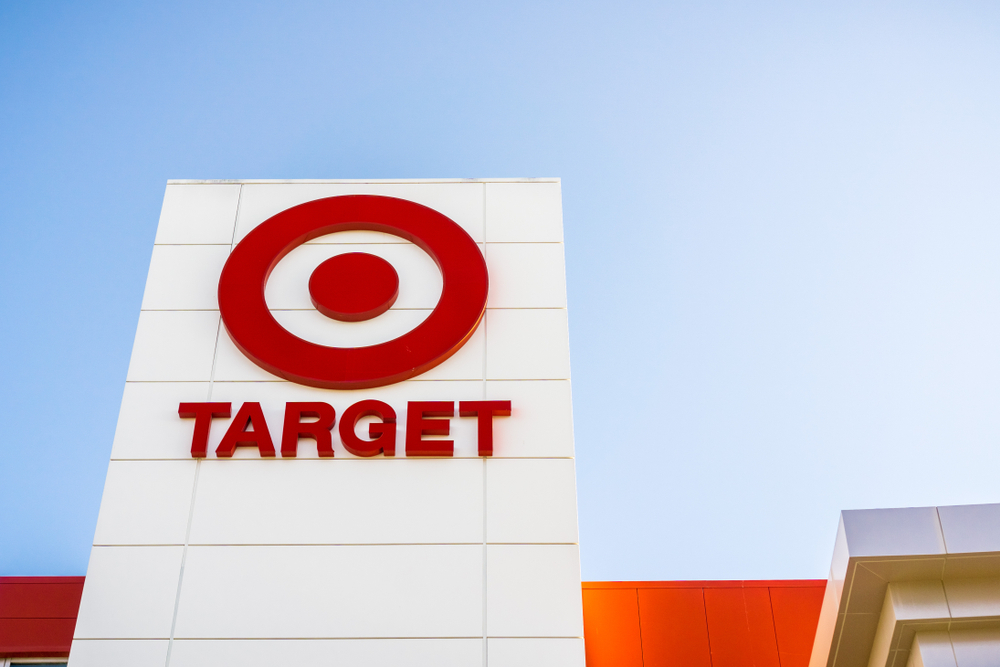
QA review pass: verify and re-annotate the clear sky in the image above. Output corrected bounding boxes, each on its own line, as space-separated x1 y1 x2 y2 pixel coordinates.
2 1 1000 580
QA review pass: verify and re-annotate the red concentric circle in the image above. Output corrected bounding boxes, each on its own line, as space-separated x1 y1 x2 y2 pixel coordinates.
218 195 488 389
308 252 399 322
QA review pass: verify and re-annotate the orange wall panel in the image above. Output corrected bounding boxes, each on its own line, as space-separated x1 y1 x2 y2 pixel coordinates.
581 580 827 666
743 587 782 667
770 585 826 667
703 587 780 667
637 587 712 667
582 588 644 667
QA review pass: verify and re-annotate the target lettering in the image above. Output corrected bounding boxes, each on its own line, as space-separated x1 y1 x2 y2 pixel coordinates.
178 400 511 459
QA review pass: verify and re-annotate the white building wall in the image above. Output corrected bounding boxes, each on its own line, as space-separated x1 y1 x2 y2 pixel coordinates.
69 180 583 667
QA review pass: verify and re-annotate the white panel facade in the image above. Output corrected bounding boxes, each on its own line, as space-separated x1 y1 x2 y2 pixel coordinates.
486 458 579 543
168 638 484 667
125 311 220 382
483 183 564 242
486 544 584 638
72 179 581 666
488 638 586 667
152 183 241 245
188 459 484 544
141 245 230 311
68 639 169 667
485 242 568 309
93 461 197 545
172 545 484 638
74 546 183 639
485 308 572 380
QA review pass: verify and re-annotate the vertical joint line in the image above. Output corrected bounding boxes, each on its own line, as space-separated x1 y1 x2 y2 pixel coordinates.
635 588 646 667
935 507 950 554
482 457 488 666
481 189 489 667
165 184 242 667
764 586 780 659
701 588 715 667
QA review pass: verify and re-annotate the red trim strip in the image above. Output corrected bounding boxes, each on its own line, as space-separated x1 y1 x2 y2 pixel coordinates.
0 577 83 659
0 577 85 584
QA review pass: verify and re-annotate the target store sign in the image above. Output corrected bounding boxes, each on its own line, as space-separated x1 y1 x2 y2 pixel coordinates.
221 195 488 388
178 195 512 459
111 180 574 462
78 181 582 666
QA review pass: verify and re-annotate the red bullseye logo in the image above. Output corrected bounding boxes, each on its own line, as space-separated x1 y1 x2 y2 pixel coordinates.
218 195 488 389
309 252 400 322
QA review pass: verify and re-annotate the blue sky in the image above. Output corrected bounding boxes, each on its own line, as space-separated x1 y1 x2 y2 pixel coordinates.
2 0 1000 580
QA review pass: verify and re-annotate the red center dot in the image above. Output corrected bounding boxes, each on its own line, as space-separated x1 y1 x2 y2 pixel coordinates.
308 252 399 322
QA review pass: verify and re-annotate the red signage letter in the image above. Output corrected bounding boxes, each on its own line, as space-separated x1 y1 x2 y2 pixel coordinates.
216 402 276 458
340 400 397 457
405 401 454 456
179 402 232 458
459 400 512 456
281 402 336 458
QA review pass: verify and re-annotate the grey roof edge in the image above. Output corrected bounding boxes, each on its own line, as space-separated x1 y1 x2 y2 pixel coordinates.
811 503 1000 667
839 506 946 561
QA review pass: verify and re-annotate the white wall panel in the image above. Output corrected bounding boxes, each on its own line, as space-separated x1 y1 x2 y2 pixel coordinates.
212 319 486 383
211 331 282 382
486 545 583 638
154 184 240 245
484 182 563 243
189 459 483 544
173 545 483 638
110 382 209 460
265 241 443 310
486 309 571 380
170 638 483 667
74 546 183 639
126 311 220 382
68 639 169 667
141 245 230 311
234 183 484 244
486 380 575 458
486 243 567 309
488 638 585 667
93 461 197 545
487 459 579 544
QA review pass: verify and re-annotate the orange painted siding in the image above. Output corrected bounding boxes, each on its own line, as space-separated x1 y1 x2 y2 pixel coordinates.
582 580 826 667
637 588 712 667
770 585 827 667
581 588 644 667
